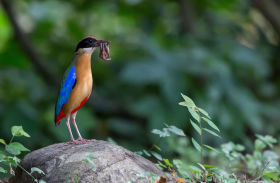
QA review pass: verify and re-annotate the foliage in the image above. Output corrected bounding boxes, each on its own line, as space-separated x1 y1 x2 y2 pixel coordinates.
0 0 279 154
179 93 220 163
0 0 280 181
218 135 280 182
145 94 280 182
0 125 45 182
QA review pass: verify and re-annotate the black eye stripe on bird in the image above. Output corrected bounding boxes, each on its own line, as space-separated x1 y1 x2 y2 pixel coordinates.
55 36 111 144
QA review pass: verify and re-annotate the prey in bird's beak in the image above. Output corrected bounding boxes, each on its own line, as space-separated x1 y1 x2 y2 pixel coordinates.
96 40 111 61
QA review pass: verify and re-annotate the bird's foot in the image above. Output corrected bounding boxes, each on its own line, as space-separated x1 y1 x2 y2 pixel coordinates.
65 140 84 145
77 137 91 143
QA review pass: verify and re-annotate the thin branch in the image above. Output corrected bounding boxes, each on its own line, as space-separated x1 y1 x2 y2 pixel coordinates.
177 0 193 33
251 0 280 38
0 0 58 86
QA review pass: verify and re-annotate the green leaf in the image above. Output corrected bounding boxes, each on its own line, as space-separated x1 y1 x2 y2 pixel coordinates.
11 126 30 137
0 151 5 161
263 172 279 181
256 134 277 148
0 139 6 145
203 144 219 152
202 117 220 132
0 166 7 173
189 165 202 174
151 129 170 137
5 142 29 155
151 151 162 161
181 93 196 107
190 120 201 135
198 107 211 119
178 101 187 107
143 149 151 157
163 158 173 168
7 156 20 167
203 128 220 138
188 107 200 121
157 161 167 168
153 145 161 151
31 167 45 175
83 154 96 171
167 125 185 136
202 164 219 169
191 138 201 152
255 139 266 151
135 151 143 155
197 163 206 171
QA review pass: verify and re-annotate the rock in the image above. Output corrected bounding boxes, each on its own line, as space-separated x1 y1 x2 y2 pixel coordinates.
10 140 167 183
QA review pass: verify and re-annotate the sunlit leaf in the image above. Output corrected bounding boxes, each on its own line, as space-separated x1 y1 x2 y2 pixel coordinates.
188 107 200 121
202 117 220 132
163 158 173 168
203 128 220 138
153 145 161 151
180 93 196 107
178 101 188 107
31 167 45 175
190 120 201 135
0 139 6 145
198 107 211 119
203 144 219 152
11 126 30 137
202 164 219 169
167 126 185 136
151 129 170 137
263 172 279 181
191 138 201 152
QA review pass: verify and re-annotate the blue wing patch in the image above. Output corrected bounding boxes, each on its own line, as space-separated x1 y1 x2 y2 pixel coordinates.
55 65 76 123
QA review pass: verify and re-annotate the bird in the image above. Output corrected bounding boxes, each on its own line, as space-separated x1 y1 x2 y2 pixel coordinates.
54 36 111 144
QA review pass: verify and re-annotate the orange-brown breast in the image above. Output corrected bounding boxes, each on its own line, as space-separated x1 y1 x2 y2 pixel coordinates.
62 53 93 115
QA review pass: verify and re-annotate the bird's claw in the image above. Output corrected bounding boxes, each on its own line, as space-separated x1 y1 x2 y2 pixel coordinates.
65 140 83 145
77 137 91 143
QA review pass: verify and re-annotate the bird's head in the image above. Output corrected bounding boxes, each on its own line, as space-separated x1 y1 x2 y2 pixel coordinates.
75 36 111 61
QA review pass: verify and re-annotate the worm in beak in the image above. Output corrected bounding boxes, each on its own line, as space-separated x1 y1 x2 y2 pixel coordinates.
98 40 111 61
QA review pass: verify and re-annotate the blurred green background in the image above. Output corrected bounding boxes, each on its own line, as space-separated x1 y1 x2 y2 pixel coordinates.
0 0 279 154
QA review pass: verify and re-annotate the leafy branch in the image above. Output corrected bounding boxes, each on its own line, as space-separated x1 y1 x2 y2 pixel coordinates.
179 93 220 163
0 125 45 183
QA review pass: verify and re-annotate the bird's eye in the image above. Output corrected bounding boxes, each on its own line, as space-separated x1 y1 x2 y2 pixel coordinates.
88 39 93 43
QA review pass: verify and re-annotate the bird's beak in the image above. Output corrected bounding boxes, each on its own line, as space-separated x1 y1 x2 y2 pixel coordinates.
96 40 111 61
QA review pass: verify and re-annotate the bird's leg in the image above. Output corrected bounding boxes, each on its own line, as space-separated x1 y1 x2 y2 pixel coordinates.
65 115 80 145
71 112 90 143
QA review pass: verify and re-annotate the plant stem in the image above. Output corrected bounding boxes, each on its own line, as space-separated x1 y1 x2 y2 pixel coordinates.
17 164 38 183
198 114 203 163
9 135 14 144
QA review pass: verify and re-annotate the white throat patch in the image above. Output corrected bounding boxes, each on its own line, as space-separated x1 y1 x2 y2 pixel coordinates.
82 47 95 53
